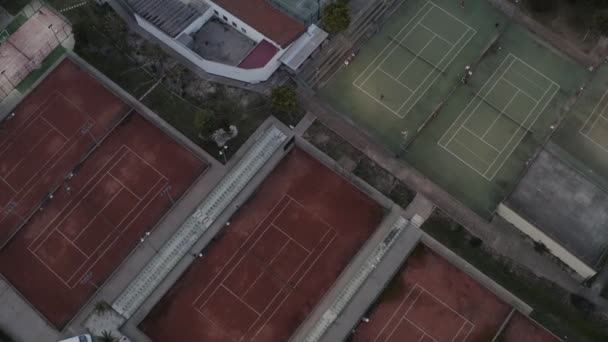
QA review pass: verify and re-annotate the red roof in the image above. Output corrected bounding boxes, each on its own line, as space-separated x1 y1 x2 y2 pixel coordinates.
238 40 279 69
212 0 306 47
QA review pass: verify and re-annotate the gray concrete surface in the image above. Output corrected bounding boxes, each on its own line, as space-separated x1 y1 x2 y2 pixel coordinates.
507 148 608 268
312 213 422 342
0 6 12 30
192 18 255 66
0 276 59 341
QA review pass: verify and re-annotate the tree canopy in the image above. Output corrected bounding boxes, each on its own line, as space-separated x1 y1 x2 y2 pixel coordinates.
321 2 351 34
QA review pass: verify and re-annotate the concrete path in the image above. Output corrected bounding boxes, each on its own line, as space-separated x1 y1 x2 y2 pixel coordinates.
0 277 59 341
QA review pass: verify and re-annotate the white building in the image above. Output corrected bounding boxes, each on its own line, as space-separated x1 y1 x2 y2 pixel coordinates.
124 0 328 83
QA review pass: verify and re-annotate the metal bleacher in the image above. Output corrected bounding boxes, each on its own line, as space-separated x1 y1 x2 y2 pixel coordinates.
303 216 409 342
112 125 287 319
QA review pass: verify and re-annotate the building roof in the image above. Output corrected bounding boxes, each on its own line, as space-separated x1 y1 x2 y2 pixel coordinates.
127 0 202 37
280 24 328 71
238 40 279 69
211 0 306 47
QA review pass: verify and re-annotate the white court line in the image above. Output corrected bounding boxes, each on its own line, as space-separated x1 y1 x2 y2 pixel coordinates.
482 90 520 138
123 145 169 181
40 116 67 140
192 196 291 308
357 2 435 87
582 116 608 153
28 147 128 252
378 68 415 92
372 285 419 342
428 0 471 28
71 185 123 242
10 119 97 214
28 144 170 289
396 35 436 79
271 224 312 253
436 53 560 180
403 317 440 342
511 57 557 86
485 84 558 180
353 2 433 86
580 88 608 136
383 288 424 342
4 129 55 182
68 176 167 288
30 228 90 289
397 27 475 116
0 90 61 152
108 174 141 200
418 23 454 47
221 284 262 316
460 126 500 152
509 67 547 93
284 193 339 233
241 239 290 299
357 3 476 119
447 57 516 148
248 232 337 342
461 322 474 342
0 177 17 195
354 84 407 116
438 55 515 148
500 77 540 103
452 138 491 167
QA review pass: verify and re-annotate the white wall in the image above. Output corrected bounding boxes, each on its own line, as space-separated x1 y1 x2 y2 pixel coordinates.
205 0 281 49
135 14 283 83
180 8 213 36
497 203 597 279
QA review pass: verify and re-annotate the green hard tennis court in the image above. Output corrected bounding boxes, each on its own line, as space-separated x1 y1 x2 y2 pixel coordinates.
551 65 608 192
353 1 476 119
320 0 588 216
438 53 559 181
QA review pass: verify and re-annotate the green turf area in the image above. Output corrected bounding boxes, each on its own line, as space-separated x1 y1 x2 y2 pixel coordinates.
5 14 26 34
422 211 608 342
551 65 608 192
320 0 589 217
15 44 65 93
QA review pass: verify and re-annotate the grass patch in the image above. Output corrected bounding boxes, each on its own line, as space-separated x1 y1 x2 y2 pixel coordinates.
305 121 416 208
388 181 416 209
0 0 28 15
422 211 608 342
15 44 65 93
5 13 26 34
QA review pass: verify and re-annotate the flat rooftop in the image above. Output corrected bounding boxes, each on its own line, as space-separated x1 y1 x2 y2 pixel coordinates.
211 0 305 47
127 0 201 37
507 145 608 268
192 18 256 66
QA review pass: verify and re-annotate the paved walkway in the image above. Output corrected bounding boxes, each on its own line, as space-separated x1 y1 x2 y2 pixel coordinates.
0 276 59 341
297 88 608 312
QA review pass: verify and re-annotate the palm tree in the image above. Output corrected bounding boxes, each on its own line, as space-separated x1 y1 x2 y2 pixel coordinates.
97 330 118 342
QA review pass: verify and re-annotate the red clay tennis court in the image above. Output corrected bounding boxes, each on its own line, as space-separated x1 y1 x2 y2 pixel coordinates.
351 245 513 342
140 148 385 341
0 59 207 329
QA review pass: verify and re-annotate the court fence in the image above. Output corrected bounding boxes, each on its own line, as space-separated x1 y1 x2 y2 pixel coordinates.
267 0 320 26
0 21 71 101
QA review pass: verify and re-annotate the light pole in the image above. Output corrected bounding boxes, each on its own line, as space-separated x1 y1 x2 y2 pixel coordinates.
219 145 228 164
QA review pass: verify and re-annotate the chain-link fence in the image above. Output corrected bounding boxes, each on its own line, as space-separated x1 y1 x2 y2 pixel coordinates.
0 5 71 101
